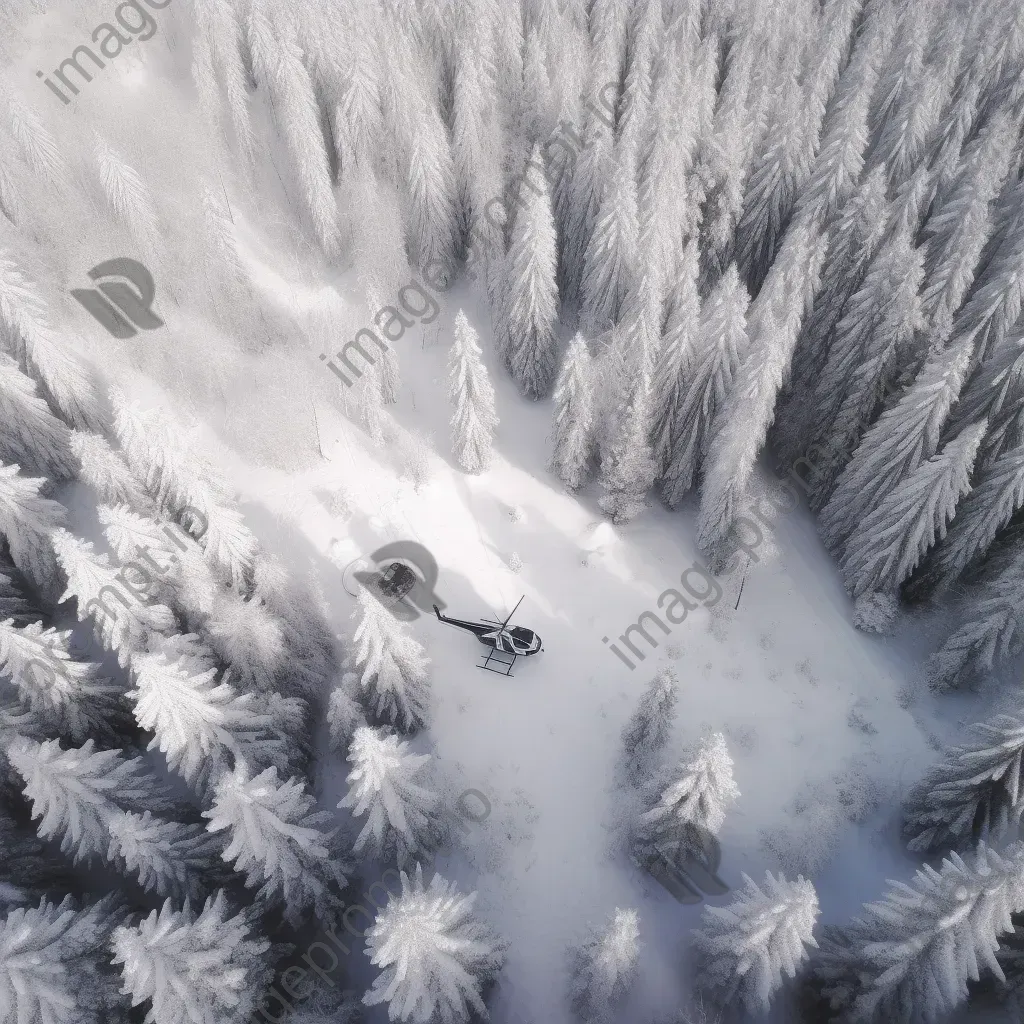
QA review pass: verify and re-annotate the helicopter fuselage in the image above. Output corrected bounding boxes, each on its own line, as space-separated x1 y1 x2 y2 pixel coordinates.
433 607 542 656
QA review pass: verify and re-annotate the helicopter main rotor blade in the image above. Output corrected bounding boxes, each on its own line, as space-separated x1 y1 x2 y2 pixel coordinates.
502 595 525 628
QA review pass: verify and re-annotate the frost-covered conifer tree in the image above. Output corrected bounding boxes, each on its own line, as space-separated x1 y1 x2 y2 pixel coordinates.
448 311 498 475
820 333 976 553
919 110 1019 346
7 736 222 903
800 227 926 509
0 250 104 431
661 265 750 508
903 712 1024 853
568 907 641 1023
548 333 596 491
204 761 350 925
338 725 446 867
563 100 614 307
130 642 293 792
908 440 1024 600
597 368 656 524
0 894 125 1024
0 463 66 599
651 242 701 476
0 551 33 625
7 736 177 859
6 97 66 187
363 862 506 1023
51 529 175 668
734 62 810 292
501 145 559 399
580 150 638 336
95 139 160 251
327 671 365 753
840 420 985 602
632 732 740 870
0 618 127 743
71 431 153 513
351 589 431 733
0 356 75 481
111 393 260 593
0 808 76 908
112 892 270 1024
694 872 819 1015
246 5 339 254
697 224 826 563
618 668 678 786
928 546 1024 690
810 842 1024 1023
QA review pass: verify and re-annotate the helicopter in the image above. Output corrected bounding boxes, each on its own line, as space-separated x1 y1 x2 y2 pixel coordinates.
432 595 542 676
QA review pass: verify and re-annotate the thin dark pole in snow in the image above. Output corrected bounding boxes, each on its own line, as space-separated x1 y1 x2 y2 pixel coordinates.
734 556 750 611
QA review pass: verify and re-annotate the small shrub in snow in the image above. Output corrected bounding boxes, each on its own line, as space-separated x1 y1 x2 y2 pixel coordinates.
851 591 899 634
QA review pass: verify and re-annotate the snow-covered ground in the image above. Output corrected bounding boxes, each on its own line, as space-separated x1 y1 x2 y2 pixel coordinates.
95 250 1005 1022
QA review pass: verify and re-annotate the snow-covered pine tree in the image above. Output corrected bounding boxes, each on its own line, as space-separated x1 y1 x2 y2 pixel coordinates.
907 439 1024 601
580 149 639 338
204 761 350 926
927 545 1024 690
549 333 596 491
351 589 431 733
0 550 34 625
205 588 289 694
129 641 292 793
660 265 750 508
799 226 926 510
562 97 615 308
0 249 104 431
94 138 160 252
448 310 498 475
697 222 826 565
247 5 339 254
597 360 656 524
501 144 559 399
7 736 223 903
568 907 641 1023
734 59 810 293
839 419 986 603
111 393 260 593
819 332 976 554
51 528 175 668
0 808 77 909
809 842 1024 1023
112 891 271 1024
0 894 126 1024
6 97 66 187
362 862 506 1022
338 724 446 867
632 732 740 871
327 671 365 753
71 431 153 513
694 871 819 1015
0 618 127 743
398 83 460 289
903 711 1024 853
0 463 66 601
651 241 701 477
0 356 75 481
919 109 1020 349
618 667 678 786
775 166 891 459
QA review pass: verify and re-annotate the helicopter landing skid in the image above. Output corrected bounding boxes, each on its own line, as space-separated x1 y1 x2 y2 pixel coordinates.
478 648 517 676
